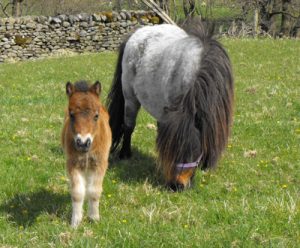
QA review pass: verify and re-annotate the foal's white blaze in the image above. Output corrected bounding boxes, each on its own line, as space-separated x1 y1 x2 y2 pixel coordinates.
75 133 94 143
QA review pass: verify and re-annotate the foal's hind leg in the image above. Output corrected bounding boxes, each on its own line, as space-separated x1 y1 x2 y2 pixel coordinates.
119 99 140 159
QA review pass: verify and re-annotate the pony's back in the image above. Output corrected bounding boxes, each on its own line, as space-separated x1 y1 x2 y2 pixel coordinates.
122 24 204 121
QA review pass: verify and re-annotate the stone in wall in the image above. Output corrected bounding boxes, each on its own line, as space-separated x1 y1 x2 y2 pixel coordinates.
0 10 162 63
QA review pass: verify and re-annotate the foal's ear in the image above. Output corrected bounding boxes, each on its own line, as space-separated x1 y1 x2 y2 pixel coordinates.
90 81 102 96
66 82 74 97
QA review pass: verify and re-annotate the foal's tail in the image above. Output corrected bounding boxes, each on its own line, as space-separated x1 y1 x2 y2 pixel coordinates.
157 19 234 178
106 39 128 152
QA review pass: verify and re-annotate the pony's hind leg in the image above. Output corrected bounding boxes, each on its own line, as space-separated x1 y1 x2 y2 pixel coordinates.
119 99 140 159
86 168 105 221
69 169 85 228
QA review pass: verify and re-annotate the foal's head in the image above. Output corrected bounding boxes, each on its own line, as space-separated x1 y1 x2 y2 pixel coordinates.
66 81 102 153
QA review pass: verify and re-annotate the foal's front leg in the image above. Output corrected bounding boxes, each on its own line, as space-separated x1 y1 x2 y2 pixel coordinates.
86 167 105 221
69 169 85 227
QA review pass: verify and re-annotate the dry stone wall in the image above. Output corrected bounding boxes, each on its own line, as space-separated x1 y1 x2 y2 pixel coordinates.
0 11 161 63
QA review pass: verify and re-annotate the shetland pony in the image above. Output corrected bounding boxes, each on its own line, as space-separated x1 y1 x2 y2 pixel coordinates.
107 19 234 191
62 81 112 227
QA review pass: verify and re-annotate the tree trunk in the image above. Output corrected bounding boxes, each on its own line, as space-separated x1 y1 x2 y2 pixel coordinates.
12 0 22 17
254 7 259 36
281 0 293 36
127 0 132 9
269 0 282 37
115 0 122 10
155 0 170 14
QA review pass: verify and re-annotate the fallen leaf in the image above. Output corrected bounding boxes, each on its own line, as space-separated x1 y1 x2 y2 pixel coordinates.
146 123 157 130
244 150 257 158
245 87 257 94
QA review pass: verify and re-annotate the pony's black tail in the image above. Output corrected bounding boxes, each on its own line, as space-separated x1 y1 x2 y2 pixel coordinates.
106 38 128 152
156 19 234 179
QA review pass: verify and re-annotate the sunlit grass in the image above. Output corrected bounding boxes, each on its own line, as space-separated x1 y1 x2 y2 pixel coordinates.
0 39 299 247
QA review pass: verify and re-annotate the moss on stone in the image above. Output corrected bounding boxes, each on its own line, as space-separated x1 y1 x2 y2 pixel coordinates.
150 16 160 24
15 35 32 46
103 11 113 22
130 16 137 22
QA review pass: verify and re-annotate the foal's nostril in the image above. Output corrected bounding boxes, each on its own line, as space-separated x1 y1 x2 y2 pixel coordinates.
76 138 82 147
74 136 92 152
85 138 91 148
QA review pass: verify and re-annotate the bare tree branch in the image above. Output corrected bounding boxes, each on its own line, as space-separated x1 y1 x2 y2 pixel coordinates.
183 0 196 18
0 1 12 17
270 11 299 19
12 0 25 17
142 0 176 25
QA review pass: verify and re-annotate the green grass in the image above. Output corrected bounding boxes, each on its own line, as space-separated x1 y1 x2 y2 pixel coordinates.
0 38 299 247
169 1 242 22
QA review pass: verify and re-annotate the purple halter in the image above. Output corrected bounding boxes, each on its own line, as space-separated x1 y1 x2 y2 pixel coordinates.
176 154 203 171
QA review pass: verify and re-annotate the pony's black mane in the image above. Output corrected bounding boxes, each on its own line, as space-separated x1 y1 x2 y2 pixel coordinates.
74 80 90 92
157 18 234 176
181 18 215 41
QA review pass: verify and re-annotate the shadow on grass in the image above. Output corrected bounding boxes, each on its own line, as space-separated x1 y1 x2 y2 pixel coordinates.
50 142 161 186
0 188 69 227
50 145 64 156
109 148 163 187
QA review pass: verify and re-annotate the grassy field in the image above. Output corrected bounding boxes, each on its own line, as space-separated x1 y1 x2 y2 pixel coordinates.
0 38 299 247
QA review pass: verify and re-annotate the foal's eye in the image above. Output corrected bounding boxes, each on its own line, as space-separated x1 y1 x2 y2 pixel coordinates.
94 114 99 121
69 112 75 121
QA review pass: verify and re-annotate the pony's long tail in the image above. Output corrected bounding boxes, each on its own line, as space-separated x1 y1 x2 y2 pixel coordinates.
106 39 128 152
156 20 234 180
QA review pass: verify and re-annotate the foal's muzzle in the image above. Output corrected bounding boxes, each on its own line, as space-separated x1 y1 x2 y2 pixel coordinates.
74 137 92 152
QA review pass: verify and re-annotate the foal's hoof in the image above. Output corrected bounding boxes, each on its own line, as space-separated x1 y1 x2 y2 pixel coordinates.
88 214 100 222
119 150 132 160
71 217 82 228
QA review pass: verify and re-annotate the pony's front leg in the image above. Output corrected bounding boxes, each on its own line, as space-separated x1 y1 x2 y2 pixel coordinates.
69 169 86 228
119 125 134 159
86 167 105 221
